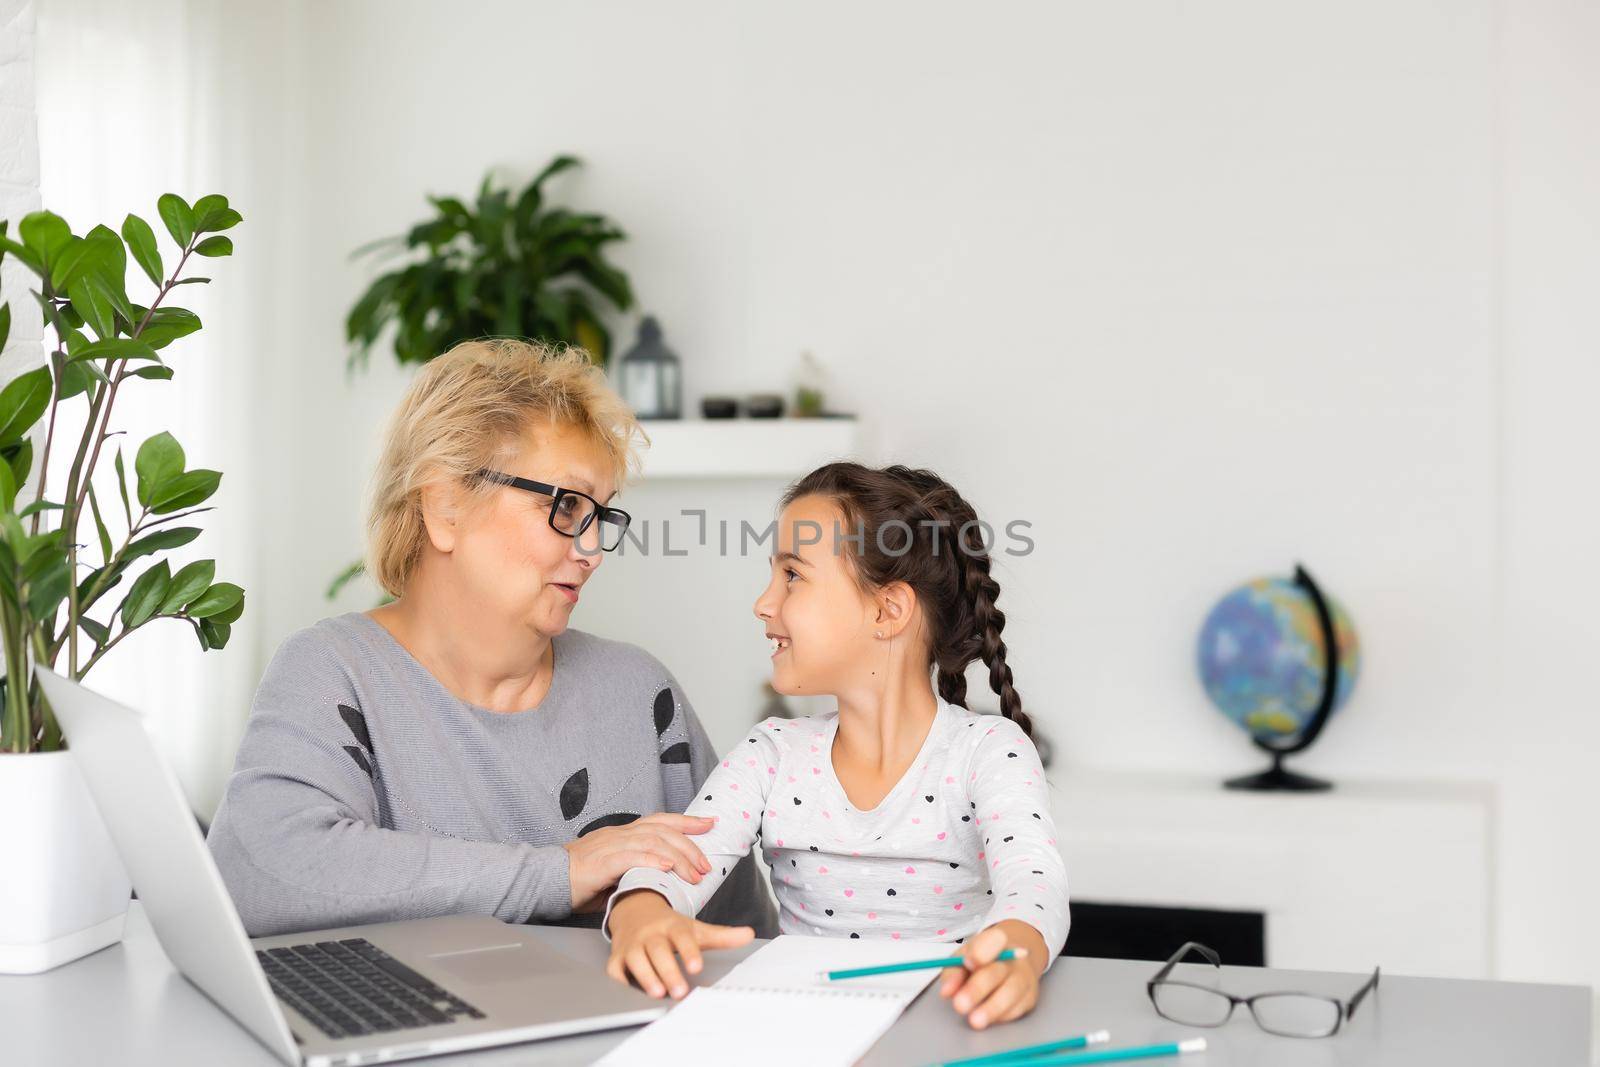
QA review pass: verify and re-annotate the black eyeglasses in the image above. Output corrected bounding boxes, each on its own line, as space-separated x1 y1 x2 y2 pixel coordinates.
1148 942 1380 1038
474 469 632 553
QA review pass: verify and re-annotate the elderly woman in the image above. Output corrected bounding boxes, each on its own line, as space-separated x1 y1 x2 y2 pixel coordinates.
207 339 775 939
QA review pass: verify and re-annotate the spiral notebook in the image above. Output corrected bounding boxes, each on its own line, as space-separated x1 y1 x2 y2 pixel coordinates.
597 935 948 1066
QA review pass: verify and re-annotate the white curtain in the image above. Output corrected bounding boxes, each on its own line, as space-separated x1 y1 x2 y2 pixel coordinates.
34 0 271 815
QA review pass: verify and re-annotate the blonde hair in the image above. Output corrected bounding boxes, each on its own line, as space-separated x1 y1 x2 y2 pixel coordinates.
365 338 645 597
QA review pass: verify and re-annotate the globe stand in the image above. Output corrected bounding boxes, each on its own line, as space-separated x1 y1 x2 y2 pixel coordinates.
1221 564 1341 794
1224 751 1332 792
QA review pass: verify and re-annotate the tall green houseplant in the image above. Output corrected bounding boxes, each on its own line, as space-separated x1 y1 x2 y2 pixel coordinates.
345 155 634 370
0 194 246 753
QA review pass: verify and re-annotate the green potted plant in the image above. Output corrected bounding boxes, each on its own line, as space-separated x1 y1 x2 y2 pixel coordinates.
330 154 635 599
344 155 634 370
0 193 245 973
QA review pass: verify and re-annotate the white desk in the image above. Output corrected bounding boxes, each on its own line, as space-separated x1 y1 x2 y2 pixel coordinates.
1 904 1590 1065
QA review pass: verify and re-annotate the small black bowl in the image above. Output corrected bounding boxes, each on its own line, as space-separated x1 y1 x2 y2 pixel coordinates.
744 394 785 419
700 396 738 419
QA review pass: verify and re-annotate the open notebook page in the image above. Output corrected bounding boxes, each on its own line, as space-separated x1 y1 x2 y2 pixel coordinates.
598 935 950 1066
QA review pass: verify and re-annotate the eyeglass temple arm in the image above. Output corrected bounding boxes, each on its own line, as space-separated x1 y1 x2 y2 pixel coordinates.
1151 941 1223 986
1345 966 1381 1020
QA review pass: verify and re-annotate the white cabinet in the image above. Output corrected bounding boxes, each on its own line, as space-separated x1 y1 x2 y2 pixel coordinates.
1053 769 1494 978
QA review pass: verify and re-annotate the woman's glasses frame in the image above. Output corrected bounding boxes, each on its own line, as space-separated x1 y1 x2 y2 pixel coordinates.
1147 941 1380 1038
473 469 633 553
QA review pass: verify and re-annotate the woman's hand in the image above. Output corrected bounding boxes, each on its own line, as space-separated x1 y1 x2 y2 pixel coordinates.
563 812 716 909
605 890 755 999
938 921 1047 1029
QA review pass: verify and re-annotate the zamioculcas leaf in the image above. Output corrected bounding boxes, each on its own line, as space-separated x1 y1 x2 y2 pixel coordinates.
121 560 173 628
68 277 115 340
114 448 132 524
77 568 122 614
78 616 111 648
18 499 61 519
122 214 164 287
0 453 16 511
194 235 231 257
48 236 93 291
135 431 185 507
5 439 32 489
83 225 126 282
187 582 242 619
55 360 94 400
148 469 220 514
159 559 215 615
204 208 242 232
206 591 245 626
27 553 71 620
122 526 201 564
31 290 66 336
0 303 10 352
68 338 161 364
87 274 136 333
0 232 41 273
191 194 229 230
87 483 113 561
199 619 231 649
19 528 63 570
130 365 175 381
157 194 195 248
137 307 200 349
19 211 71 265
0 367 53 445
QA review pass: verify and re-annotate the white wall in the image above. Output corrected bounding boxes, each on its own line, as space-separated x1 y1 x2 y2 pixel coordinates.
1497 0 1600 1019
29 0 1598 1000
0 0 41 381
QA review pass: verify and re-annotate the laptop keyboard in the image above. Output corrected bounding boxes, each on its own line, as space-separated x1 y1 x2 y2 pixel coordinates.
256 938 485 1040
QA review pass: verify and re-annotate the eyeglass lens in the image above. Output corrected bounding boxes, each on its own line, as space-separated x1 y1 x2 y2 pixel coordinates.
1151 983 1234 1026
549 491 627 550
1248 994 1342 1038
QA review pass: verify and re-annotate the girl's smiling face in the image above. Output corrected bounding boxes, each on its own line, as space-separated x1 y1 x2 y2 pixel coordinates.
753 494 885 696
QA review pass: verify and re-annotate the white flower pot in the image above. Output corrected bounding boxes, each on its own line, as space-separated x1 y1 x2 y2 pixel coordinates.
0 749 133 973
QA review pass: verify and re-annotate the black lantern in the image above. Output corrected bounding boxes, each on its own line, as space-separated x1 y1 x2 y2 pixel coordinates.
616 316 682 419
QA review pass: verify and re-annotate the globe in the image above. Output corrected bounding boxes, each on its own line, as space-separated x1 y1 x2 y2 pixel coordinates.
1197 568 1361 790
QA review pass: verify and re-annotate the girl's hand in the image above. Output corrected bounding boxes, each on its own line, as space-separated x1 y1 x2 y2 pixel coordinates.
938 921 1048 1029
563 812 716 909
604 889 755 1000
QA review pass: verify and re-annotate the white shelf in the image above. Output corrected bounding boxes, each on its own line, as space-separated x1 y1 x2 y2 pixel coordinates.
635 418 860 479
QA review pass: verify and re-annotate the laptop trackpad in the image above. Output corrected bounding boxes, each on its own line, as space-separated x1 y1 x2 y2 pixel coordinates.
426 942 565 984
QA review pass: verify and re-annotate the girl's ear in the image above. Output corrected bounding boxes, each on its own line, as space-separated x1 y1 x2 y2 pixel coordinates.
419 480 464 554
874 581 920 640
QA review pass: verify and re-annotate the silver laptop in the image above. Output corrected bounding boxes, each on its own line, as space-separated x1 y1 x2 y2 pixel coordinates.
38 665 666 1067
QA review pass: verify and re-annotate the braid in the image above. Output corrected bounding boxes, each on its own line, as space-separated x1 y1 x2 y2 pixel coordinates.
949 506 1031 738
920 481 1032 739
966 553 1031 738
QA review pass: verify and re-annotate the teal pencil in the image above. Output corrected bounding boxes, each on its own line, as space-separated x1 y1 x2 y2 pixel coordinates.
937 1029 1111 1067
958 1037 1206 1067
821 948 1025 982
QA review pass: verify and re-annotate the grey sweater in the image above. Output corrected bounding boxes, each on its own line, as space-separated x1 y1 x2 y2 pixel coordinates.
206 612 776 938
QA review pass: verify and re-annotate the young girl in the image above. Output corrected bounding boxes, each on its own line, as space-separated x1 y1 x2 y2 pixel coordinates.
603 463 1068 1030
